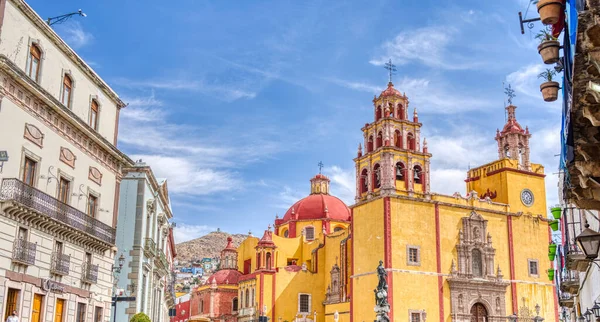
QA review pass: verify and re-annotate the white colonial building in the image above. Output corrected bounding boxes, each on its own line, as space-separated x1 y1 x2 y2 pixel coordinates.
0 0 133 321
113 162 176 322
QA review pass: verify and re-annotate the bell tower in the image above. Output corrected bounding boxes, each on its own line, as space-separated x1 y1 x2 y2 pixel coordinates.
354 81 432 201
495 105 531 170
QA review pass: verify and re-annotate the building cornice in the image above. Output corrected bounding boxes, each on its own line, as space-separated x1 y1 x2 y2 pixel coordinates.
0 55 133 170
122 166 173 219
9 0 126 108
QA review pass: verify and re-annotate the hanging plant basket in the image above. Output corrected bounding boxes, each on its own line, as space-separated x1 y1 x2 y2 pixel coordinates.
548 243 557 260
550 206 562 219
540 81 560 102
547 268 555 281
538 40 560 64
549 220 560 231
537 0 563 25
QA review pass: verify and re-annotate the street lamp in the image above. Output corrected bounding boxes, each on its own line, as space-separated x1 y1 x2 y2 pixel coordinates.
46 9 87 26
575 224 600 259
113 253 125 273
585 309 593 322
508 313 518 322
579 315 587 322
333 311 339 322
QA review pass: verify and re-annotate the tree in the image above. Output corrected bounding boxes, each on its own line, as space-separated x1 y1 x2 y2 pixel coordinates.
130 312 151 322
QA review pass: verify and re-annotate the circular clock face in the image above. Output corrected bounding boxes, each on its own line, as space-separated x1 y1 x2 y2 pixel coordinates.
521 189 534 207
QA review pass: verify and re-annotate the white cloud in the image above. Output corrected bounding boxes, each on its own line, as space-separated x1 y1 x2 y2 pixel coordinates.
58 22 93 49
130 154 241 195
276 186 306 209
174 223 215 243
506 64 562 110
369 26 484 70
324 165 355 205
121 93 167 122
114 78 256 101
326 76 493 114
430 168 469 196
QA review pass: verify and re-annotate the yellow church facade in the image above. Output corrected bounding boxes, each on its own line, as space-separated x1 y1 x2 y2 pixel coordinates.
200 82 558 322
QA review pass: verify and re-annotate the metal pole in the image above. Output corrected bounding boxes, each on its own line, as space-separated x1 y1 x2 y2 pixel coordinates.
112 300 117 322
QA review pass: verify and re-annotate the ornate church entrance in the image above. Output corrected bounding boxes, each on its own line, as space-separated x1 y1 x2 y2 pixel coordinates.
470 303 488 322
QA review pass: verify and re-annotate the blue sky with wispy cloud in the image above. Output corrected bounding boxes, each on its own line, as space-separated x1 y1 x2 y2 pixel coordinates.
33 0 562 242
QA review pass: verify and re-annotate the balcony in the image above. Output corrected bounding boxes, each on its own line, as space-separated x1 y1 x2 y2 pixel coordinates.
50 252 71 275
144 238 156 258
238 307 256 317
560 269 580 296
12 239 36 265
0 179 116 247
155 249 169 271
81 261 98 284
565 243 590 272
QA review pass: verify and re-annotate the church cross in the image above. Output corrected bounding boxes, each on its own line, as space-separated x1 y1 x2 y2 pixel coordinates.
318 161 324 174
384 59 397 83
504 83 516 105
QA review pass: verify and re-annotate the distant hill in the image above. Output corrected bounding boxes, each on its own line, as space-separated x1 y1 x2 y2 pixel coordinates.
175 231 247 264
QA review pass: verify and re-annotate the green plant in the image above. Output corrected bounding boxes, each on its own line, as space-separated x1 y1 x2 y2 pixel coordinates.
130 312 151 322
538 68 557 82
535 28 558 43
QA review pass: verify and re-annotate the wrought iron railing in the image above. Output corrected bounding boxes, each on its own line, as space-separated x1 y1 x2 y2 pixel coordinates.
0 178 116 244
158 250 168 268
50 252 71 275
12 239 36 265
82 261 99 284
144 238 157 257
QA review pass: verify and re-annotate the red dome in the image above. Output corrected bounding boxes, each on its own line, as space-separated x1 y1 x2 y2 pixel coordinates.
281 194 350 222
208 269 242 285
380 82 401 97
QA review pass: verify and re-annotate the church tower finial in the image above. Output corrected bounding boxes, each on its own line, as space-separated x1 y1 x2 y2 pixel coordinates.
495 102 532 170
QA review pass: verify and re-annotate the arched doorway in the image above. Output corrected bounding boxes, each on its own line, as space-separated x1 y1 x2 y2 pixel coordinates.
470 303 488 322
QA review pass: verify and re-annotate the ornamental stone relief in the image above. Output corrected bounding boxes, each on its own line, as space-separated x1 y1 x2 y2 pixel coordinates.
88 166 102 185
324 263 341 304
59 147 76 168
448 211 509 322
24 123 44 147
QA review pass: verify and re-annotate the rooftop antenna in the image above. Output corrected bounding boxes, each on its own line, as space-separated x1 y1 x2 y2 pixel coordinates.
384 59 397 83
46 9 87 26
318 161 324 174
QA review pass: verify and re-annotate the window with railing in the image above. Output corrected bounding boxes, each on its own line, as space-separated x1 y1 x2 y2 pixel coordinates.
12 238 36 265
51 251 71 275
82 255 98 284
299 293 311 313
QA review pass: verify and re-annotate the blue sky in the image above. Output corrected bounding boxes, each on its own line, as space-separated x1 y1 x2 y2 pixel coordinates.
31 0 562 242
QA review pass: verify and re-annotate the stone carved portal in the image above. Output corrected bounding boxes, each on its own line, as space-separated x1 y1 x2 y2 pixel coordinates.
449 212 509 322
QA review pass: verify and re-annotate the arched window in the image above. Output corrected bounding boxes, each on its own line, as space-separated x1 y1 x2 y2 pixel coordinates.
413 165 422 184
360 169 369 194
376 106 382 121
333 226 343 232
472 249 483 277
232 297 239 312
373 164 381 189
504 145 511 158
394 130 403 148
367 135 374 152
396 163 405 181
376 132 383 149
518 144 524 165
283 229 289 238
266 252 272 270
305 226 315 240
61 74 73 108
398 104 405 120
407 132 415 150
27 44 42 82
251 288 255 307
200 300 204 313
240 290 245 308
257 253 261 269
90 99 99 130
245 289 250 307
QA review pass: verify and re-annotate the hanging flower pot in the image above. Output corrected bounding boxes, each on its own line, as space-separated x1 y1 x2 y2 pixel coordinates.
540 81 560 102
548 243 557 260
547 268 555 281
551 206 562 219
538 40 560 64
549 220 560 231
537 0 563 25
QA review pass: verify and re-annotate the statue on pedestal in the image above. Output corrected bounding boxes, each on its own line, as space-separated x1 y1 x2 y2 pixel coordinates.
374 260 390 322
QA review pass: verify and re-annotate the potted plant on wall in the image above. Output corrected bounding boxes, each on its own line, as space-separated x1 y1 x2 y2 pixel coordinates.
538 69 560 102
548 242 557 261
550 205 562 219
537 0 564 25
536 29 560 64
549 219 560 231
547 268 555 281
